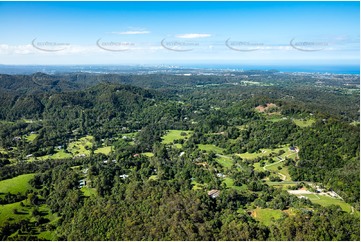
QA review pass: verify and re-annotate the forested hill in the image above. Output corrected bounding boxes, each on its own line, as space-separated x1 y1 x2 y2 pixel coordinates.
0 81 163 121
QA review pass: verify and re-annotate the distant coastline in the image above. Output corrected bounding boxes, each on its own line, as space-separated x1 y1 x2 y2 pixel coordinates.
0 64 359 75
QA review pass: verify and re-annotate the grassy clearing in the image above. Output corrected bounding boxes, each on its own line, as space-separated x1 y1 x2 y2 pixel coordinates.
0 120 14 124
48 149 72 159
266 115 286 122
94 146 112 155
120 132 138 138
215 156 233 168
293 118 316 127
0 201 30 224
38 231 58 241
149 175 158 181
253 162 264 172
191 180 205 190
67 135 94 156
302 194 352 213
25 133 38 142
264 162 291 180
251 208 284 226
237 151 265 160
142 152 154 157
0 174 35 196
222 177 247 191
198 144 224 154
31 149 72 161
0 147 8 154
0 200 59 240
350 121 360 126
237 146 290 160
223 177 234 187
161 130 192 144
81 187 97 197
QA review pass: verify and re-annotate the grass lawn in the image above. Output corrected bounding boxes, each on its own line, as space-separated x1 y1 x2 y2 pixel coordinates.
94 146 112 155
302 194 353 213
191 180 205 190
51 149 73 159
198 144 224 154
215 156 233 168
142 152 154 157
149 175 158 181
253 162 264 172
223 177 234 187
0 147 8 154
38 231 58 241
81 187 97 197
222 177 247 191
67 135 94 156
25 133 38 142
293 118 316 127
264 162 291 180
120 132 138 138
0 174 35 196
251 208 284 226
30 149 72 161
0 201 30 224
161 130 192 144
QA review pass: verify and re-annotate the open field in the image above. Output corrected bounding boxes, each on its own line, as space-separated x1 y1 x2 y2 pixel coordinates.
142 152 154 157
30 149 72 161
25 133 38 142
161 130 193 144
191 180 205 190
293 118 316 127
149 175 158 181
81 187 97 197
251 208 284 226
120 132 138 138
0 201 30 224
94 146 112 155
0 174 35 196
302 194 353 213
237 145 290 160
198 144 224 154
266 115 286 122
215 155 233 168
67 135 94 156
0 199 58 240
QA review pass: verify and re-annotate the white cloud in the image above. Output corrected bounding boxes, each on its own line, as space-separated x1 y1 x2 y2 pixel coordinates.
111 30 150 35
176 33 211 39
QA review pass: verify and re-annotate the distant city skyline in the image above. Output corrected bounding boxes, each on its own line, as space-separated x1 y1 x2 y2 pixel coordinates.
0 1 359 66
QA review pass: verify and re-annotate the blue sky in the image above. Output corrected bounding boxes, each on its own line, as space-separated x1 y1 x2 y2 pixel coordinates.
0 1 359 66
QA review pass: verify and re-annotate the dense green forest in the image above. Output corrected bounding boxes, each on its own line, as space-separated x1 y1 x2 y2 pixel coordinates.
0 71 359 240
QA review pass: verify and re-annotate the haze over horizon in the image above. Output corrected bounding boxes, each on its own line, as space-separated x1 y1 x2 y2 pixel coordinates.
0 1 359 66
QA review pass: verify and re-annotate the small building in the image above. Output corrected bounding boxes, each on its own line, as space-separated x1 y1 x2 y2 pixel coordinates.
208 189 221 199
13 136 21 141
79 179 86 188
119 174 129 179
216 173 226 178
